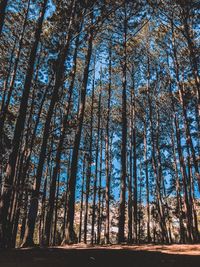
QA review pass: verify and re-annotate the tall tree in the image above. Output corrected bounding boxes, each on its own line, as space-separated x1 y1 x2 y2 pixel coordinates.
118 2 127 243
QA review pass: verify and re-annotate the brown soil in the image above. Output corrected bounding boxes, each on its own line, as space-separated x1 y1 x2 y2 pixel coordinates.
0 245 200 267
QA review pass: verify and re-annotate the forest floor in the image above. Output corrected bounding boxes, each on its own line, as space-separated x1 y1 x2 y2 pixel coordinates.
0 244 200 267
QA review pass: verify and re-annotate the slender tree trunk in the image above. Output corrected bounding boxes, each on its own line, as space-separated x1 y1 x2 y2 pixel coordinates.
132 76 137 243
39 169 48 246
62 154 71 239
19 190 28 245
138 163 142 243
83 72 95 244
79 155 86 243
63 16 94 244
118 3 127 243
97 128 103 244
52 171 60 246
105 47 112 244
83 155 90 244
144 119 151 242
128 113 133 243
189 159 199 241
91 88 102 244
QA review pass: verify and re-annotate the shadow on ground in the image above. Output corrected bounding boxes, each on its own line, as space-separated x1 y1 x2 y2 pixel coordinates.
0 247 200 267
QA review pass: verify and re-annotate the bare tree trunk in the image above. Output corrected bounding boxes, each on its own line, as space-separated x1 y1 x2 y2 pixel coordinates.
144 119 151 242
39 168 48 246
19 191 28 244
83 64 95 244
62 155 71 240
105 47 112 244
97 129 103 244
118 3 127 243
128 114 133 243
63 16 94 244
52 171 60 246
91 88 102 244
138 163 142 243
78 155 86 243
132 76 137 243
189 159 199 241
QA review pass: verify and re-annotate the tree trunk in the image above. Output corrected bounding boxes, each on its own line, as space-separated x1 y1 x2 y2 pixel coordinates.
118 3 127 243
97 128 103 244
83 70 95 244
91 85 102 244
63 16 94 244
52 171 60 246
144 119 151 242
105 47 112 244
132 75 137 243
78 155 86 243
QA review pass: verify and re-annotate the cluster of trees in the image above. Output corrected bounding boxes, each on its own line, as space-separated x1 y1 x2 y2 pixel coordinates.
0 0 199 248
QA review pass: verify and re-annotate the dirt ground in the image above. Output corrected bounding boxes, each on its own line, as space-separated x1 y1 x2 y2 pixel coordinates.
0 244 200 267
